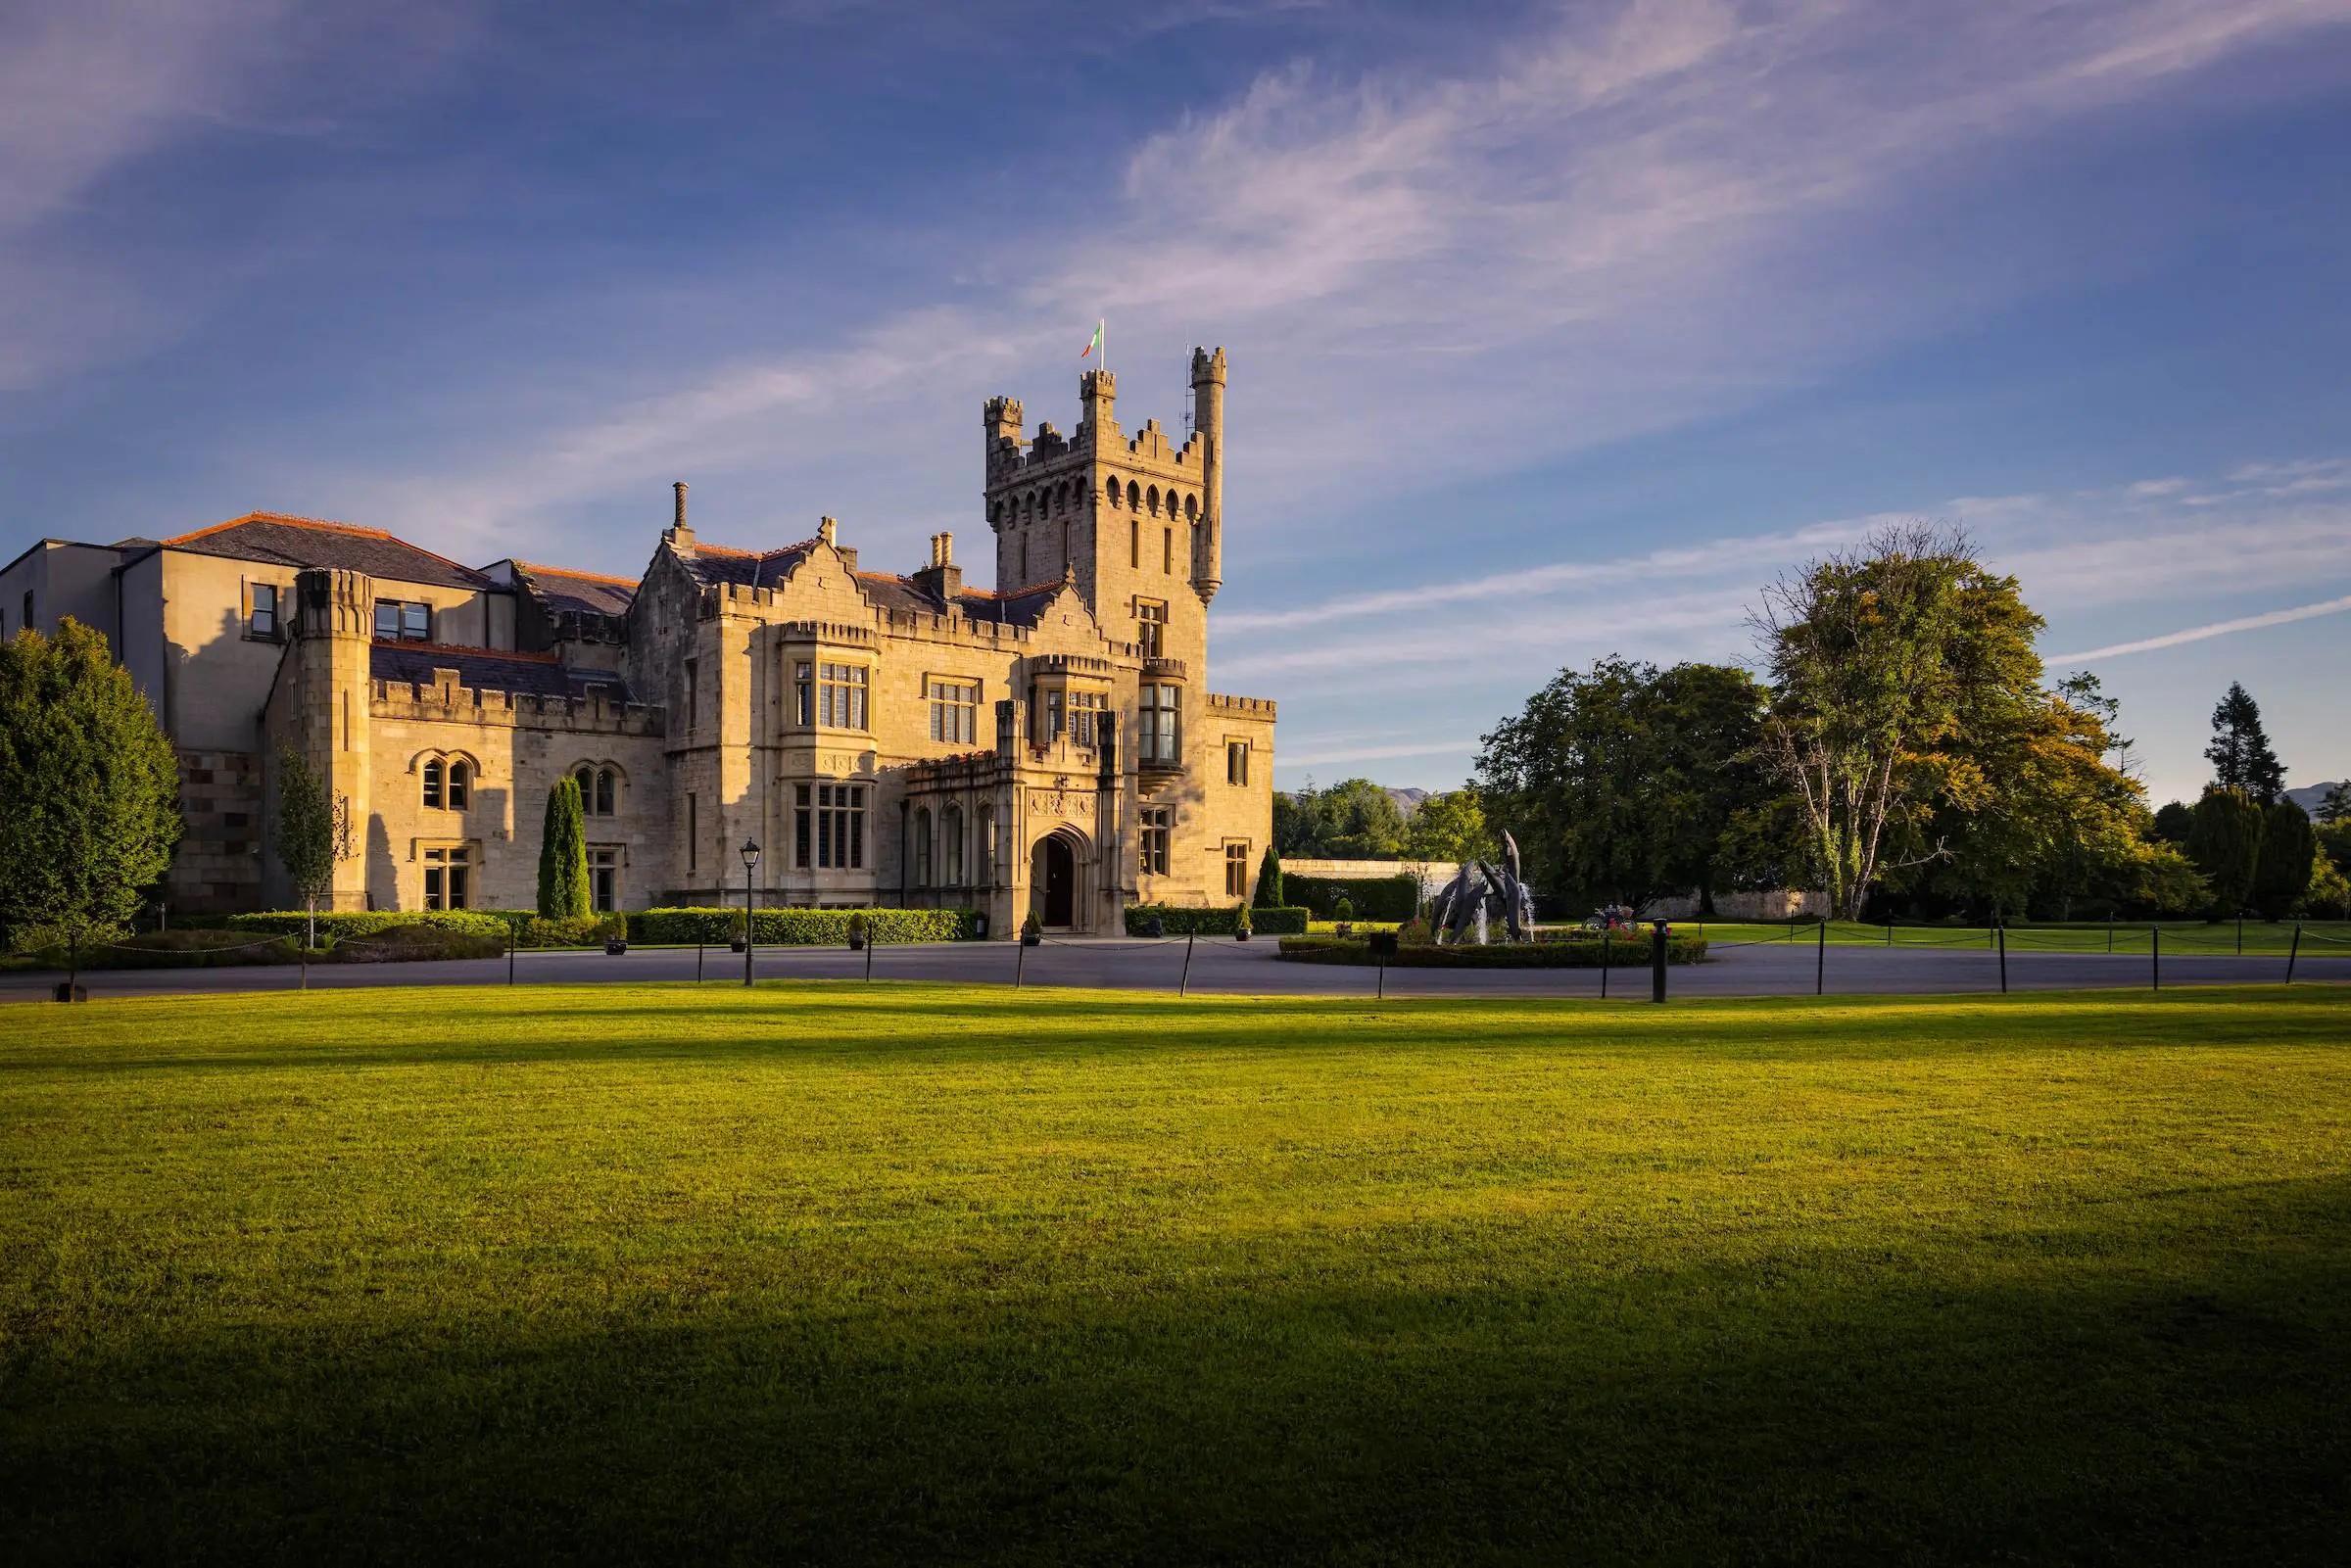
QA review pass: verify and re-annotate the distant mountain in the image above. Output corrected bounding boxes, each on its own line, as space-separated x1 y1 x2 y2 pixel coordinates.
2286 782 2345 818
1388 787 1430 817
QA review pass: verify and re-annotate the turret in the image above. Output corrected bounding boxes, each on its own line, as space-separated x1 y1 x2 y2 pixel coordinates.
1189 346 1225 602
984 396 1024 472
1080 369 1118 445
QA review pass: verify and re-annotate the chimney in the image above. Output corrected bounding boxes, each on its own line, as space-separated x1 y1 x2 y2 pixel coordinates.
665 480 695 553
912 531 962 607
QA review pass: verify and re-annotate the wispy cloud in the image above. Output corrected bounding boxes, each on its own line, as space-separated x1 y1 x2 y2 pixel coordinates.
2046 594 2351 664
324 0 2351 565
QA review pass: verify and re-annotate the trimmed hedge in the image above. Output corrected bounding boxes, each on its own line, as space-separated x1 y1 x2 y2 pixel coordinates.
15 926 509 970
1276 932 1709 968
1284 874 1420 922
228 910 511 939
1124 904 1310 936
628 907 977 944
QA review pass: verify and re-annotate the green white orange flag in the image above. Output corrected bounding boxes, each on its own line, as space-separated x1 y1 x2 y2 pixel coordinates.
1080 320 1103 360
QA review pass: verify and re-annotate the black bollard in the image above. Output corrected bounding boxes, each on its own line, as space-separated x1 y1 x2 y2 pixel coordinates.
1997 922 2008 994
1179 929 1195 997
2152 926 2161 991
1651 922 1668 1004
1601 932 1610 999
1816 917 1827 995
2287 923 2301 984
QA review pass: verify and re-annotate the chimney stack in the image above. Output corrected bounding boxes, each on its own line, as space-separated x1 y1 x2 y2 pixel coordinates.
665 480 695 552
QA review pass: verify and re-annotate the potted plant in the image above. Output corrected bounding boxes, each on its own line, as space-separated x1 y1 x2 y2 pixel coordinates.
1233 902 1252 942
1022 912 1042 947
846 912 869 951
1147 912 1167 938
602 914 628 955
1333 894 1355 938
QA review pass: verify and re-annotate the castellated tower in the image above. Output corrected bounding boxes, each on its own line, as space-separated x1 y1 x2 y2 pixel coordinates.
983 347 1227 669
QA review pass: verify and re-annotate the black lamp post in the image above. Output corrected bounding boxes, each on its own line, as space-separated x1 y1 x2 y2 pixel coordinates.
741 837 761 987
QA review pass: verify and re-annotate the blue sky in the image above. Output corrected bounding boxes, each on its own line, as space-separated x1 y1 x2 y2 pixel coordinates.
4 0 2349 807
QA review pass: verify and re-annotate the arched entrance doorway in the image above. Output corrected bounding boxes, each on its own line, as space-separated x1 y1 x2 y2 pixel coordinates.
1032 833 1076 928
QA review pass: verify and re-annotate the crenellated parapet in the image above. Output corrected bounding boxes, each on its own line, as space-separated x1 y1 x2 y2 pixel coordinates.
372 669 665 736
1205 691 1276 719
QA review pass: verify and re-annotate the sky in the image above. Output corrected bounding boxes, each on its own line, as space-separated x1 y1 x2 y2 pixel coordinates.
4 0 2349 807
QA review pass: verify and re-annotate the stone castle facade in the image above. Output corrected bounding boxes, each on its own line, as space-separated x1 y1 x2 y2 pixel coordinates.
0 349 1274 933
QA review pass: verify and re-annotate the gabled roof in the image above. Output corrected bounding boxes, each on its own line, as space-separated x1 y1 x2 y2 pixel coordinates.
679 539 821 590
370 642 637 703
506 560 638 617
855 570 1070 628
163 513 493 592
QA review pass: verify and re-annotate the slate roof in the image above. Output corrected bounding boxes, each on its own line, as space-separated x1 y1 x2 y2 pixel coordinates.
852 570 1068 628
370 642 636 703
163 513 492 592
506 560 638 617
680 540 819 590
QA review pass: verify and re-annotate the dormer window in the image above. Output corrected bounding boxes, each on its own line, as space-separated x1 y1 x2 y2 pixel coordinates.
375 599 429 641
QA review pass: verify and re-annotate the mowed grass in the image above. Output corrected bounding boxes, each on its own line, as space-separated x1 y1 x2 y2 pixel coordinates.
1693 918 2351 954
4 983 2349 1565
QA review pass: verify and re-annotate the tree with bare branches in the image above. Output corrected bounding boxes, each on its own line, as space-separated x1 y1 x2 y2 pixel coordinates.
1751 523 2045 921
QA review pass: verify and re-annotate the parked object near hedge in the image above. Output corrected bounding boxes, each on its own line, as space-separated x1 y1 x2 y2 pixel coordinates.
629 907 975 945
1125 904 1309 936
1277 931 1708 968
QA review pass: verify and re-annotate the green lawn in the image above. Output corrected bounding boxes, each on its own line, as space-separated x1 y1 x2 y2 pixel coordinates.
5 983 2349 1564
1689 917 2351 954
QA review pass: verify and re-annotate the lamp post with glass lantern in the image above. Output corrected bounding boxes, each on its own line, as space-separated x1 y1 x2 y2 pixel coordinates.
741 837 761 987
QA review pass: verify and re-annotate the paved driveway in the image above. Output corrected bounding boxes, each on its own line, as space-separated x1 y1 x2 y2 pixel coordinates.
5 934 2342 1003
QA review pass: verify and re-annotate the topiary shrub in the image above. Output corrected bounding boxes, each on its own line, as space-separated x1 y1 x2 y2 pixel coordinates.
1332 895 1356 923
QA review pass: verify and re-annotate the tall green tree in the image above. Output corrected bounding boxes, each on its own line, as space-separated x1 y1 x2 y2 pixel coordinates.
1252 845 1284 909
0 620 182 975
1477 657 1768 912
1751 523 2044 920
2252 800 2318 921
1311 779 1409 859
2150 800 2194 845
2204 683 2285 805
2184 787 2264 915
537 777 591 919
1401 789 1495 864
2318 783 2350 827
274 746 351 948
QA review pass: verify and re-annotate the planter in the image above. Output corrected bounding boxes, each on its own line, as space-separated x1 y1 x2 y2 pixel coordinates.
1235 929 1252 942
1147 916 1167 938
847 934 867 951
729 937 748 953
1022 933 1042 948
52 981 87 1003
604 939 629 956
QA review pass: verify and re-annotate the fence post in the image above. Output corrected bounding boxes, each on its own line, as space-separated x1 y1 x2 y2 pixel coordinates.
1651 923 1668 1003
1816 917 1826 996
507 927 516 986
1997 923 2008 994
1015 936 1027 989
1179 929 1195 997
696 940 704 983
1601 932 1610 999
2237 913 2244 956
2152 926 2161 991
866 933 875 982
2287 922 2301 984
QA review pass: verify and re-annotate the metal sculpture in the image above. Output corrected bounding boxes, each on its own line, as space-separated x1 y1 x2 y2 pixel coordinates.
1430 831 1536 943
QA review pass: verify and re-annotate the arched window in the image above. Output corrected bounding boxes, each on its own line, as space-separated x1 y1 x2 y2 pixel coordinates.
448 760 470 811
596 768 615 817
1106 475 1123 507
1184 493 1198 519
575 765 595 808
1127 480 1140 510
1147 485 1160 517
943 804 965 885
913 807 934 886
422 759 445 809
977 806 995 886
574 765 620 816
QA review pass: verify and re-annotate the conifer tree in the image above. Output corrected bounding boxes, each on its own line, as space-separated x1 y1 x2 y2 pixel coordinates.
0 620 182 975
1253 845 1283 908
2150 801 2194 845
2184 787 2264 915
2252 800 2318 921
2204 683 2285 805
537 777 591 919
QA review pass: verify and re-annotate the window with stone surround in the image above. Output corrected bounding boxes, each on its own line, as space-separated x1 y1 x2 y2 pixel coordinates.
1138 684 1180 765
248 582 280 640
913 807 934 885
1068 689 1107 750
1139 805 1173 877
1225 841 1250 898
591 848 619 913
422 845 470 910
574 765 618 816
794 782 866 870
1135 599 1167 659
1226 739 1249 786
375 599 430 641
927 677 980 744
816 662 868 730
944 804 966 884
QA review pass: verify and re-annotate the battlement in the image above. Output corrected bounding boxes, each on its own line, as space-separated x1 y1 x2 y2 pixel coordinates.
294 566 375 640
1205 691 1276 719
371 668 665 736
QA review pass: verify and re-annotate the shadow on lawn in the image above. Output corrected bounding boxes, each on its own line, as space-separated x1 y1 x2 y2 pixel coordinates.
5 985 2347 1077
5 1175 2348 1565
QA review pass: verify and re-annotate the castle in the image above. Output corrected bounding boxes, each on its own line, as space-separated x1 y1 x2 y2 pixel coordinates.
0 350 1275 933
